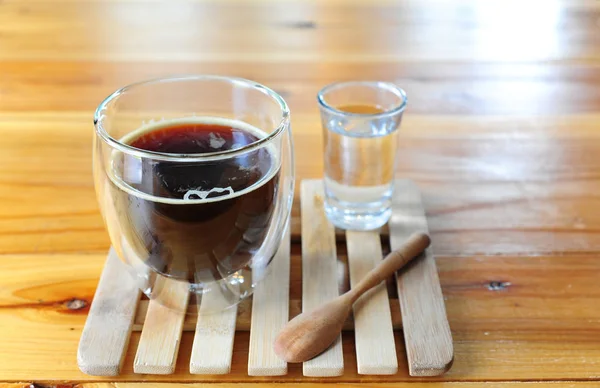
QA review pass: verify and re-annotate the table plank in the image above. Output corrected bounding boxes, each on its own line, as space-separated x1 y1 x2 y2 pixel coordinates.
1 0 599 62
2 62 600 115
3 178 600 255
0 253 599 381
4 327 600 382
2 114 600 255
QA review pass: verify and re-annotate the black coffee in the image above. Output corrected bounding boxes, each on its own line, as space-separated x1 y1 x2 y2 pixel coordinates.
110 120 280 283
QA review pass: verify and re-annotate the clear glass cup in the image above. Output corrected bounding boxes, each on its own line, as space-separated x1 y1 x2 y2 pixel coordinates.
93 75 294 312
318 81 407 231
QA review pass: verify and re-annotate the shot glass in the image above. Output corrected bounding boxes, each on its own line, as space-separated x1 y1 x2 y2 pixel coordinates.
318 81 407 230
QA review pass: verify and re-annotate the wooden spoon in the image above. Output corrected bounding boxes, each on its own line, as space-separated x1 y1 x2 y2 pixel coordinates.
274 232 431 363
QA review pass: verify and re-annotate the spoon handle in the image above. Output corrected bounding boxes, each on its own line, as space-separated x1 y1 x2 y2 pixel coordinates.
348 232 431 303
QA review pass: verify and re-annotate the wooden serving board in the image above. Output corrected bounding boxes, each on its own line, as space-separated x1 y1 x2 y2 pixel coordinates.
77 179 452 378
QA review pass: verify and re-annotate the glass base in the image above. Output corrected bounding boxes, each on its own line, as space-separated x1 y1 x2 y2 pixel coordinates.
324 202 391 231
125 260 270 314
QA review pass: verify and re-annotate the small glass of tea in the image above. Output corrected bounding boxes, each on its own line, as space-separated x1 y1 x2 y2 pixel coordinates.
317 81 407 230
93 76 294 312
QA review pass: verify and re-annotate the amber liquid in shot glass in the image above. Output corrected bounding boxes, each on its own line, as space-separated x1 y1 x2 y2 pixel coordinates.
318 82 406 231
325 103 397 190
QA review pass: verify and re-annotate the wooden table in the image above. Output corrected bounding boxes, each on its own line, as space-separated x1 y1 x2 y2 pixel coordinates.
1 0 600 387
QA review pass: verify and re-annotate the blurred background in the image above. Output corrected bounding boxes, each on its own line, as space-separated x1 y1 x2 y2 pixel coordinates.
2 0 599 255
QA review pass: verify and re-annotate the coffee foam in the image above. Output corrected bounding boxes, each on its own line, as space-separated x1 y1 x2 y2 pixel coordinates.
107 116 281 205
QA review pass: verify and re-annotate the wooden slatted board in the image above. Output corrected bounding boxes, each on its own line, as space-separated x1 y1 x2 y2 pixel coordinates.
77 179 451 377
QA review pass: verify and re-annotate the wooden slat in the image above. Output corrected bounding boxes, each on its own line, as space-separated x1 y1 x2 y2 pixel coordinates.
189 287 238 374
248 226 290 376
390 180 453 376
134 277 189 374
77 249 140 376
346 230 398 375
300 180 344 377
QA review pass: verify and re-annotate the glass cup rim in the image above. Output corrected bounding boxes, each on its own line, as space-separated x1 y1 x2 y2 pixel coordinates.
317 81 407 119
94 75 290 162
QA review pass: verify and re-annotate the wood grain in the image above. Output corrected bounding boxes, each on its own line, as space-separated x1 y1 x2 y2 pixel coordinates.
2 0 600 384
1 0 599 63
300 180 344 377
2 253 600 381
3 112 600 255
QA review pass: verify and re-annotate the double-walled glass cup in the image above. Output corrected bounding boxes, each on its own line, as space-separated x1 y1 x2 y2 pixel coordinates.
93 76 294 312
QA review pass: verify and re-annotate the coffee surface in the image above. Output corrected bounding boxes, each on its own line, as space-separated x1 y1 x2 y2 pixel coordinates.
109 119 280 282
